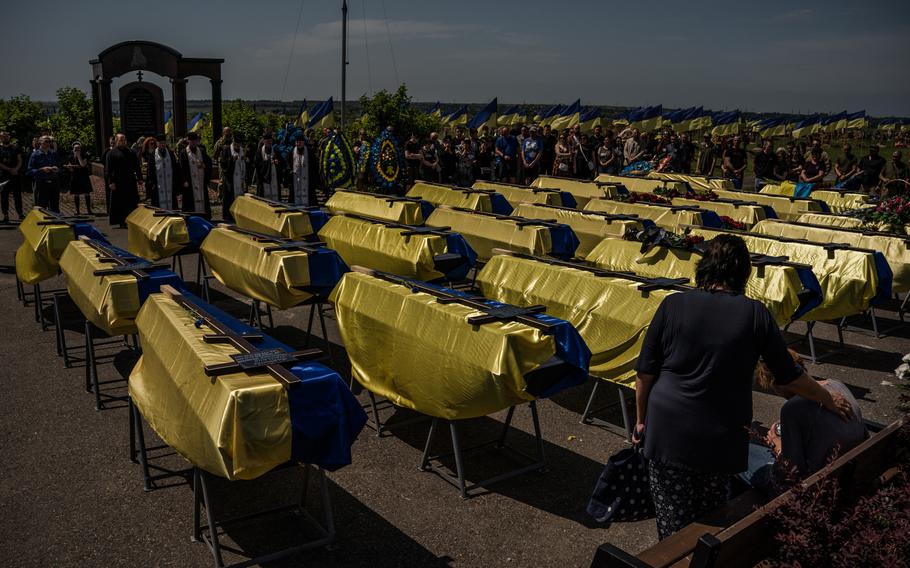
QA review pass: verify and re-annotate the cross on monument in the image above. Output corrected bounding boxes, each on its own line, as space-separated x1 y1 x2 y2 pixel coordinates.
137 70 143 82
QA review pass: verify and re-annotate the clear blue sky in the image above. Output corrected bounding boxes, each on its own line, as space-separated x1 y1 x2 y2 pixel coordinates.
4 0 909 116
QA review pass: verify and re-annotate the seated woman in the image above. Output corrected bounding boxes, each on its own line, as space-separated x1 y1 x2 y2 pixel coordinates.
799 148 827 184
742 349 867 493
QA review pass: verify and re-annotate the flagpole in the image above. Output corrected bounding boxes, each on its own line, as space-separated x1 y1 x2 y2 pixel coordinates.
341 0 348 130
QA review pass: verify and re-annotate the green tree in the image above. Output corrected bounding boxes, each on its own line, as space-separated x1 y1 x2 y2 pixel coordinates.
0 94 45 147
49 87 95 157
346 85 440 143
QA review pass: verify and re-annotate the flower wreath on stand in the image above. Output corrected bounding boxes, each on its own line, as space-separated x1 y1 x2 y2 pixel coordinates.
624 225 706 254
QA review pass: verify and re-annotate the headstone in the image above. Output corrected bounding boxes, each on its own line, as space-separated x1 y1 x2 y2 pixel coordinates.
118 81 164 144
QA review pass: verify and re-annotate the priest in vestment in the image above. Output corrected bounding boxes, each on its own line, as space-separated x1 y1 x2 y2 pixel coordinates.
288 135 316 206
253 134 283 201
145 134 181 209
220 134 247 222
105 133 141 227
178 132 212 218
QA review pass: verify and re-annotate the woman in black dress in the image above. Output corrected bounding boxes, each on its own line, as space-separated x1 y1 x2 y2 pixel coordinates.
65 141 93 215
633 234 853 540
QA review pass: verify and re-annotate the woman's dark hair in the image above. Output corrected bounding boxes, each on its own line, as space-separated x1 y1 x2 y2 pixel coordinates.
695 234 752 294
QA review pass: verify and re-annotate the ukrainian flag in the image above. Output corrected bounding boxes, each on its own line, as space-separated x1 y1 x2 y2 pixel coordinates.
443 105 469 127
845 111 866 130
579 107 602 134
187 112 204 133
673 107 703 133
307 98 335 130
791 115 821 138
879 119 898 132
163 111 173 137
468 98 498 131
294 100 309 128
710 111 741 136
534 104 560 123
428 102 444 119
550 99 581 131
628 105 663 132
759 118 788 139
822 111 847 133
539 105 564 127
498 105 524 127
694 108 713 130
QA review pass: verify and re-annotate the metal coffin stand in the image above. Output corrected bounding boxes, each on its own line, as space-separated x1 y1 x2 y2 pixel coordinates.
150 208 210 287
134 286 334 567
202 225 336 360
356 268 574 498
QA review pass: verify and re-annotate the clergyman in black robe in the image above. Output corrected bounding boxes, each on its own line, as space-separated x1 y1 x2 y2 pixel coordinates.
145 135 182 209
105 133 142 227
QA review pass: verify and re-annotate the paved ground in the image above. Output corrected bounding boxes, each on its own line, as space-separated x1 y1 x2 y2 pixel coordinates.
0 197 907 567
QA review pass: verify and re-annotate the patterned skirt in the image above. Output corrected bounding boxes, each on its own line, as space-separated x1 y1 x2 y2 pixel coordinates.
648 459 732 540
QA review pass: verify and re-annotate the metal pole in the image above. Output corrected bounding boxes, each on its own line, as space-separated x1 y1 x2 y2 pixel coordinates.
341 0 348 130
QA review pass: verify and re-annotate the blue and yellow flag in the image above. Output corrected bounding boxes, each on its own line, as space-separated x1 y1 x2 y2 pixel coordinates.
294 100 309 128
672 107 702 132
163 111 173 137
710 111 741 136
628 105 663 132
443 105 469 127
821 111 846 133
550 99 581 131
498 105 524 127
187 112 204 133
468 98 498 131
791 115 821 138
307 98 335 130
428 102 444 119
534 104 560 124
845 111 866 130
579 107 602 134
758 117 788 139
539 105 565 127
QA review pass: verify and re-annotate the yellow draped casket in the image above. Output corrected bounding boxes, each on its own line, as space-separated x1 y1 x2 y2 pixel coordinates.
646 172 734 191
15 208 104 285
715 190 826 221
594 174 688 196
329 270 589 420
407 182 507 213
472 180 564 207
529 176 624 207
584 237 821 325
667 196 768 228
760 183 869 214
689 227 884 321
425 206 578 261
752 219 910 294
317 214 474 281
583 198 717 231
124 205 214 261
129 292 364 480
512 203 646 257
230 194 323 239
477 253 679 387
58 239 182 336
795 213 910 236
200 226 345 310
325 190 430 225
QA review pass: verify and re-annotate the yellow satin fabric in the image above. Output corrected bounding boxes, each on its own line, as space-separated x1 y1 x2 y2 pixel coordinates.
530 176 623 207
59 240 141 336
230 194 315 239
583 198 707 231
759 183 792 196
477 255 676 387
329 271 559 420
129 293 292 480
318 215 449 281
200 226 315 310
585 238 807 325
126 205 189 260
809 190 870 214
671 197 767 228
472 181 563 206
690 227 880 321
15 209 76 285
794 213 910 235
512 203 644 257
407 182 492 212
325 190 426 225
716 190 825 221
647 172 734 191
426 207 552 261
595 174 688 195
752 219 910 294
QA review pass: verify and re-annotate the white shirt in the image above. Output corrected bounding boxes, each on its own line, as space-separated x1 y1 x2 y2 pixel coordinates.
260 147 279 200
230 145 246 198
185 146 206 212
291 148 309 205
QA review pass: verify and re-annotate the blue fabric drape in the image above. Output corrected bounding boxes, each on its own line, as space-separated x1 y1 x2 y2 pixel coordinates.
792 266 824 320
559 192 578 208
307 210 331 234
418 200 436 224
306 247 349 299
547 224 580 257
489 193 514 216
442 233 477 281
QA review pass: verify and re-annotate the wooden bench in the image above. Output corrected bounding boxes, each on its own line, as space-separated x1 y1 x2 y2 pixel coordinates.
591 417 906 568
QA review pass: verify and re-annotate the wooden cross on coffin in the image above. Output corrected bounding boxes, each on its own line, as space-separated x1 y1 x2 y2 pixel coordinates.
159 285 322 389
